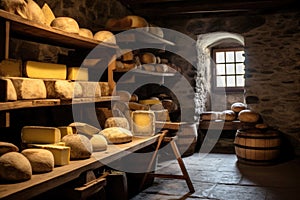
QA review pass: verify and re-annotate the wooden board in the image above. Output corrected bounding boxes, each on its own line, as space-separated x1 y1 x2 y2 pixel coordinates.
199 120 256 130
0 135 160 200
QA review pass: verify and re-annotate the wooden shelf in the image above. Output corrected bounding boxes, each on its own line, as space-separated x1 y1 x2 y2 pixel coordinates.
0 96 119 111
0 10 117 50
132 68 177 77
0 135 160 200
199 120 257 130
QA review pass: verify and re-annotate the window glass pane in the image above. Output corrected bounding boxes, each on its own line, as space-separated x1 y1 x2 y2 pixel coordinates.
236 63 245 74
226 64 235 75
236 75 245 87
217 76 225 87
216 52 225 63
226 76 236 87
235 51 245 62
226 51 234 62
216 64 225 75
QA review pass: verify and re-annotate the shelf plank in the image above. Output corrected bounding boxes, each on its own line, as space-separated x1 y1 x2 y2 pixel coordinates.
0 135 160 200
0 96 119 111
0 10 117 49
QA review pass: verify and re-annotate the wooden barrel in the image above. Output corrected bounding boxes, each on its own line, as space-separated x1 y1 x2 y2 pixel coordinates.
177 123 198 157
234 129 281 165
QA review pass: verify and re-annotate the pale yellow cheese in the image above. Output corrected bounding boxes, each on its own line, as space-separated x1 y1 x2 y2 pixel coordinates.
50 17 79 33
44 80 74 99
58 126 73 138
25 61 67 79
0 59 22 77
67 67 89 81
0 78 17 101
70 82 83 98
9 77 47 100
79 82 101 98
28 144 70 166
21 126 61 144
41 3 55 26
94 31 116 44
105 117 130 130
131 110 155 136
78 28 93 39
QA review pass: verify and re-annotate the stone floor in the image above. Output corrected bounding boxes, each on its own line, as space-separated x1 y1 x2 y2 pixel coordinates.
130 152 300 200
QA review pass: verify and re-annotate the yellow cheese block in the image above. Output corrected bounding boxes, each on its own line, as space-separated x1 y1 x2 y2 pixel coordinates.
131 110 155 136
25 61 67 79
41 3 55 26
28 144 70 166
0 78 17 101
67 67 89 81
58 126 73 138
21 126 61 144
9 77 47 100
0 59 22 77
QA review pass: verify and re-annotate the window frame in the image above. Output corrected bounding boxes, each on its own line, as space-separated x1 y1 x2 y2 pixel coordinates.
212 47 245 93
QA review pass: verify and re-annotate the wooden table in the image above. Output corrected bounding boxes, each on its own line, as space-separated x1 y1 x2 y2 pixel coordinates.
0 135 160 200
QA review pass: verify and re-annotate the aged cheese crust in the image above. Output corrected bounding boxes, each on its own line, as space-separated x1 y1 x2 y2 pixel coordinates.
21 148 54 173
100 127 133 144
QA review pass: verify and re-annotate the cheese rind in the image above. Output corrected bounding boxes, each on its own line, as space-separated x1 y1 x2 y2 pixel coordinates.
79 82 101 98
25 61 67 80
131 110 155 136
51 17 80 33
41 3 55 26
21 126 61 144
10 77 47 100
44 80 74 99
67 67 89 81
100 127 133 144
61 134 92 160
90 134 107 152
21 148 54 173
0 59 22 77
0 78 17 101
69 122 100 137
28 144 70 166
58 126 73 138
105 117 130 130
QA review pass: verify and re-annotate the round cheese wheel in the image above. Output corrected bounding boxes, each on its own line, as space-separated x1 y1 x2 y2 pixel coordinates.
0 152 32 182
100 127 133 144
62 134 92 160
0 142 19 156
121 49 134 61
51 17 80 33
201 111 220 121
142 64 155 72
238 109 260 123
125 15 148 28
219 110 236 121
148 25 164 38
105 117 130 130
231 102 247 113
140 53 156 64
78 28 93 39
94 31 116 44
155 64 168 73
90 134 107 152
21 149 54 173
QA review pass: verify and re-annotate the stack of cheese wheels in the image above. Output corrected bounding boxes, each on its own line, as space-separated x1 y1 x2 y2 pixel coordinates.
238 109 260 123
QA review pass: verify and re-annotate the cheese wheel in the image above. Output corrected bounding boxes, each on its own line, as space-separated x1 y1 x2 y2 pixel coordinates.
51 17 80 33
94 31 116 44
231 102 247 113
0 78 17 101
21 149 54 173
44 80 74 99
28 144 70 166
155 64 168 73
10 77 47 100
41 3 55 26
120 49 134 61
0 59 22 77
69 122 100 137
90 134 107 152
99 82 110 96
100 127 133 144
62 134 92 160
105 117 130 130
0 142 19 156
26 0 46 24
140 53 156 64
238 109 260 123
200 111 220 121
79 82 101 98
131 110 155 136
0 152 32 182
142 64 155 72
70 82 83 98
78 28 93 39
219 110 236 121
130 94 139 102
125 15 148 28
148 25 164 38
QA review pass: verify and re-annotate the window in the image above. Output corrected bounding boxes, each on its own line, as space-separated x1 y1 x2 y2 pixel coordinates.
213 48 245 92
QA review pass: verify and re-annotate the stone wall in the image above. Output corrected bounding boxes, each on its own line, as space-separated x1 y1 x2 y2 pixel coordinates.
150 11 300 153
